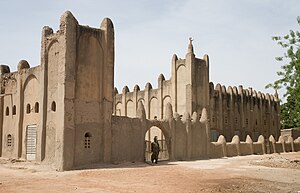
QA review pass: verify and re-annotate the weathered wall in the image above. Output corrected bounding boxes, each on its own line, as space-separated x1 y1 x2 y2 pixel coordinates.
44 37 60 165
113 40 278 144
1 72 18 158
209 83 280 142
0 64 43 161
1 11 115 171
209 134 300 158
21 72 41 159
111 116 145 163
110 103 209 163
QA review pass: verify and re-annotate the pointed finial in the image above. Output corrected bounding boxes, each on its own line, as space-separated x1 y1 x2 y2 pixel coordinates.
274 89 279 101
164 102 173 120
200 108 208 124
136 101 146 120
187 37 194 54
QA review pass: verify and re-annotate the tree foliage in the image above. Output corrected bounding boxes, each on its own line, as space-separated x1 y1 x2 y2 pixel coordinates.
266 16 300 129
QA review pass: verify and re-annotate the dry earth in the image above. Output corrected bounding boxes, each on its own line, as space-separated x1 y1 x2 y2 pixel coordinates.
0 152 299 193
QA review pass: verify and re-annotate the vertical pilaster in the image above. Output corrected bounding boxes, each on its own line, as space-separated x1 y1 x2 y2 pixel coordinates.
145 83 151 119
158 74 164 119
60 11 78 170
171 54 177 113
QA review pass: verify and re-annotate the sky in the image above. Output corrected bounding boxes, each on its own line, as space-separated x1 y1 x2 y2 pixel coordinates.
0 0 299 99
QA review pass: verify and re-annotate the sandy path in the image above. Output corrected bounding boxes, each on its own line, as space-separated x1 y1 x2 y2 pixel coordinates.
0 152 299 193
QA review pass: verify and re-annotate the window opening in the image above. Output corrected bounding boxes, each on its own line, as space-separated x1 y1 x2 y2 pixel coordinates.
5 106 9 116
13 105 16 115
26 104 31 114
51 101 56 112
35 102 39 113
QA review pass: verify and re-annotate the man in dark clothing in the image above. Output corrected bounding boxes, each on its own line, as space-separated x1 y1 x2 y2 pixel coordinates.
151 136 160 164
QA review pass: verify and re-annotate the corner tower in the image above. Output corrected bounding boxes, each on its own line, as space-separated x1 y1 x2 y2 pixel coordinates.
40 11 114 170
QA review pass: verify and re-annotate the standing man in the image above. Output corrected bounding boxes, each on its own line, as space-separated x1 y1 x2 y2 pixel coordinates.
151 136 160 164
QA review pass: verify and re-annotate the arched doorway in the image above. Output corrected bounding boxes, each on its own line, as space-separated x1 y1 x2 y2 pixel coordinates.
144 126 169 162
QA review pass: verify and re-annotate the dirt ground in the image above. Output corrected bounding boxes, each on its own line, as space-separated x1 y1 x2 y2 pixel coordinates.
0 152 299 193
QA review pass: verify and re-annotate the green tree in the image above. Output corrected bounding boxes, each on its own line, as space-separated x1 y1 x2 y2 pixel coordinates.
266 16 300 129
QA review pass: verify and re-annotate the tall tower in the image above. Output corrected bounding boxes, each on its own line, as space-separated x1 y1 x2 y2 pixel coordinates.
171 38 209 116
40 11 114 170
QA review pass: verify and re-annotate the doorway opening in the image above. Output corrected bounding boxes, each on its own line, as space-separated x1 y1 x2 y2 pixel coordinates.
26 125 37 160
144 126 169 162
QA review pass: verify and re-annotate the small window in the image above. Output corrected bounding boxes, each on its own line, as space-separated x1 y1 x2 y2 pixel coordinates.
35 102 39 113
51 101 56 112
224 116 228 124
12 105 16 115
26 104 31 114
7 134 12 147
246 118 249 125
5 106 9 116
84 132 92 148
154 116 157 120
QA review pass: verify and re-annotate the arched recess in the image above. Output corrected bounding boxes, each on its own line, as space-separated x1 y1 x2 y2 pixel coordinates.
115 102 122 116
43 40 60 162
20 74 39 159
176 65 187 115
162 96 171 119
126 100 134 117
75 33 104 100
149 97 159 120
144 126 169 162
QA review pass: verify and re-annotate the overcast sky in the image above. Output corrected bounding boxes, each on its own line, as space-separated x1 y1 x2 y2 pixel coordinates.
0 0 299 99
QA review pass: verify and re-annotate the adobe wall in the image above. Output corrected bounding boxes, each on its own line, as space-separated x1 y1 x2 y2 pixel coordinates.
113 40 280 144
209 83 280 142
0 11 115 171
114 78 173 120
0 62 44 161
44 12 115 169
209 134 300 158
110 102 208 163
113 41 209 120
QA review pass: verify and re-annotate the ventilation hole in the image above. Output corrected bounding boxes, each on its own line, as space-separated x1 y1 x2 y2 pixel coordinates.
7 134 12 147
84 132 92 149
5 106 9 116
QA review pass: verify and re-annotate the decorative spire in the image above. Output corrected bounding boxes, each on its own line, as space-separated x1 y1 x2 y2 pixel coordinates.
274 89 279 101
187 37 194 54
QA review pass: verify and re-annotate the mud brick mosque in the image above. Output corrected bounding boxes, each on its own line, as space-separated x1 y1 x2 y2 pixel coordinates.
1 12 298 171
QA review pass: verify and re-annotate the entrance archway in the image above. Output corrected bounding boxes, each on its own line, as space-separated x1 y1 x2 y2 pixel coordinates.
144 126 169 162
